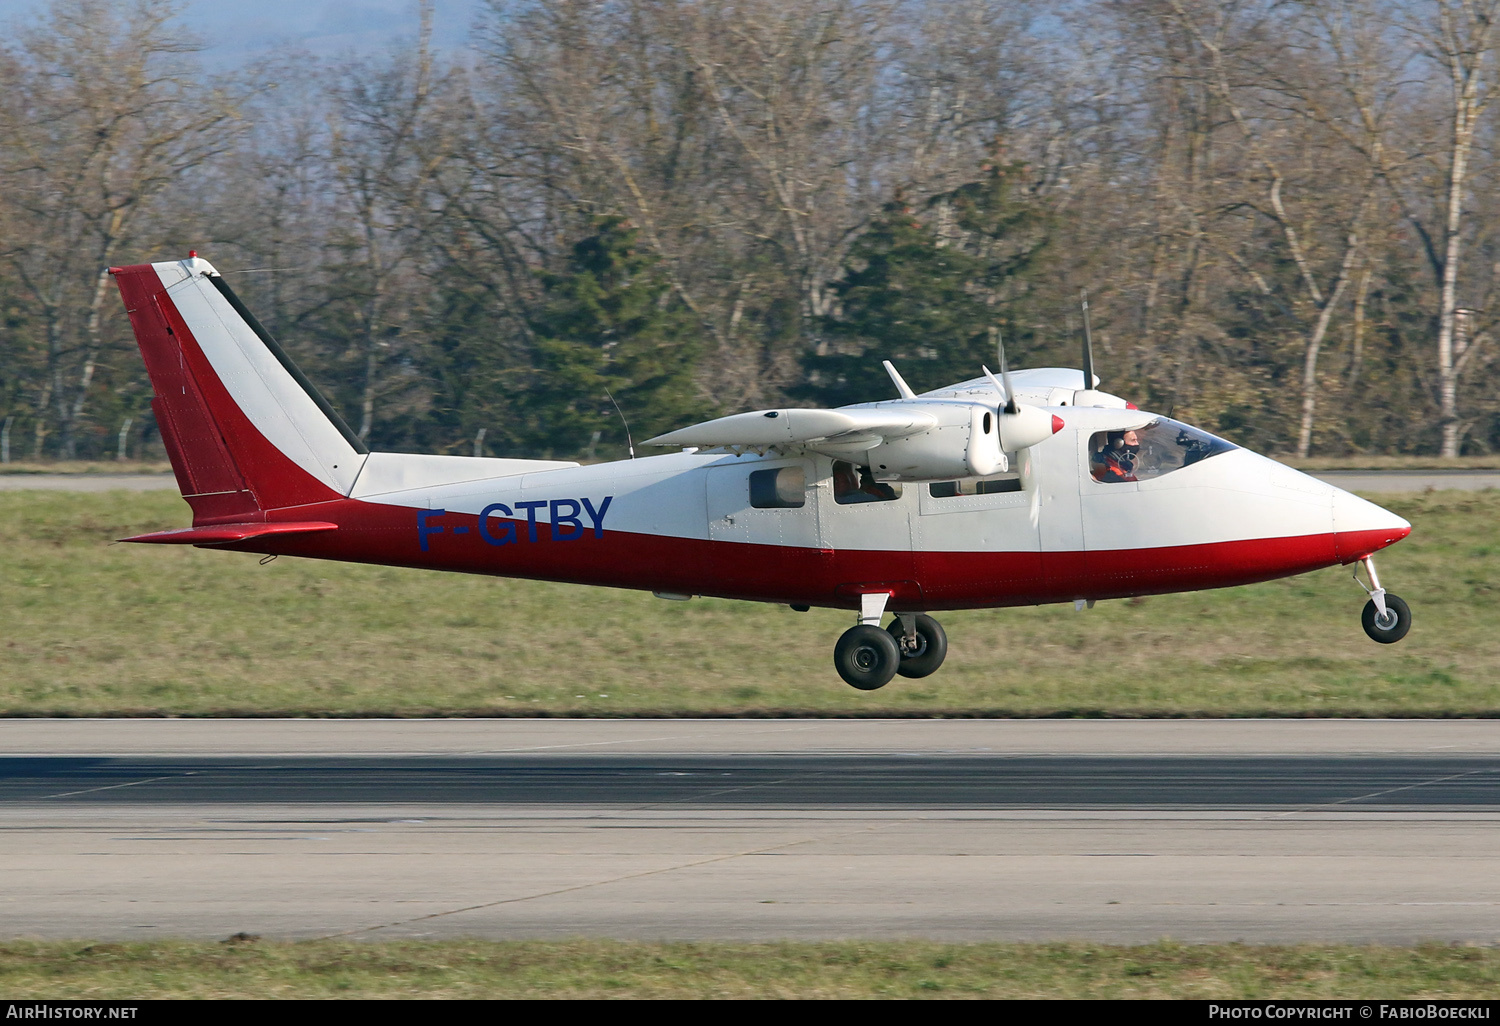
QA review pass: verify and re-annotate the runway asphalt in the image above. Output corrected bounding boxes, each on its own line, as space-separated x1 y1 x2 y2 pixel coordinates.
2 719 1498 944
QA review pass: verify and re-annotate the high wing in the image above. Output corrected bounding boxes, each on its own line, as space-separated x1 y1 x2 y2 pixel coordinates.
645 366 1121 456
645 406 938 450
920 367 1099 401
645 358 1125 451
642 360 1097 482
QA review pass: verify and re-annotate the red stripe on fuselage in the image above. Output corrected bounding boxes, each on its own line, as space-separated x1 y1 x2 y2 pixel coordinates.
219 499 1405 611
1336 526 1413 565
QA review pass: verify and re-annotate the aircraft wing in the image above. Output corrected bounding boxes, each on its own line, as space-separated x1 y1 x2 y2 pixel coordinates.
644 406 938 449
919 367 1097 399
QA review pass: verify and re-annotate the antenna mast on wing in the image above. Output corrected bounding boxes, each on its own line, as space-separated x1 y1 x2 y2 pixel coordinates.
1080 288 1096 390
604 387 635 459
882 360 917 400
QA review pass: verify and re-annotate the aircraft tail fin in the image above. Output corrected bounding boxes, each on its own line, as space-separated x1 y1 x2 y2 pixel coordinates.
111 256 366 522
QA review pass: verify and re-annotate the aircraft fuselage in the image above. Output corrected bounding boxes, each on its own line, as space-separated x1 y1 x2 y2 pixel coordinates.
232 409 1408 613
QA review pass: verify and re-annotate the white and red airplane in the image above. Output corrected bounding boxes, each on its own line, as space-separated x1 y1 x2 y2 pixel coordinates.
112 254 1413 689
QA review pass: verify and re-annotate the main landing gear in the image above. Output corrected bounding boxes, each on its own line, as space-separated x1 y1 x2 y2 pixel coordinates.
1355 554 1411 644
833 593 948 689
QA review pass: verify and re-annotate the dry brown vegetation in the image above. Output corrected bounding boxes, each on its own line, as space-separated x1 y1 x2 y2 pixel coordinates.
1 1 1499 468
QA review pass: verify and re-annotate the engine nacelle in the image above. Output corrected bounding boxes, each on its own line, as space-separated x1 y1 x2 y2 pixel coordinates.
997 404 1063 453
861 402 1007 482
1072 388 1130 410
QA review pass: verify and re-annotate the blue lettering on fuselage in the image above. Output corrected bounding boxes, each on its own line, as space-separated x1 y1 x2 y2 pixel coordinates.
420 497 614 549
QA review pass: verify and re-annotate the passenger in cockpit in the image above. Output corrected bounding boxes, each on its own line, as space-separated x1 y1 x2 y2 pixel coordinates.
1092 429 1140 483
833 460 900 503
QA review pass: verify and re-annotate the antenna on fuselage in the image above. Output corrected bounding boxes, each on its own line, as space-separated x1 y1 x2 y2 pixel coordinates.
1080 288 1096 390
603 386 635 459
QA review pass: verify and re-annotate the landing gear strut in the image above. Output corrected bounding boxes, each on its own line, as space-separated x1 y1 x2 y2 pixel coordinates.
833 593 948 689
1356 555 1411 644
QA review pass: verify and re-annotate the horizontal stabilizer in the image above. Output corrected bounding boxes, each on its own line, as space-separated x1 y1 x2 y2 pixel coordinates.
646 407 937 449
120 522 338 546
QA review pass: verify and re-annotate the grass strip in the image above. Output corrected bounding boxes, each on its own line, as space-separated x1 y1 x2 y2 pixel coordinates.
1278 456 1500 471
2 939 1499 999
1 490 1496 717
0 461 173 476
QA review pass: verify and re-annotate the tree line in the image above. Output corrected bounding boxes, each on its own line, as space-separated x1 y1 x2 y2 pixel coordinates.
1 0 1497 464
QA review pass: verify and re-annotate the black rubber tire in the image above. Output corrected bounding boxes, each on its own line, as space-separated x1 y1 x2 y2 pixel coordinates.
834 624 901 690
1361 593 1411 644
887 614 949 679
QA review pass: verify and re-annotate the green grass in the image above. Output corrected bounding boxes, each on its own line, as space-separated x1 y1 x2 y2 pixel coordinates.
2 939 1499 998
1279 455 1500 471
0 460 172 475
1 490 1496 716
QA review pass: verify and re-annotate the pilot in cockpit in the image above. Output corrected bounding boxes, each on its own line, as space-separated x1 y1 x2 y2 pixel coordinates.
1092 429 1140 483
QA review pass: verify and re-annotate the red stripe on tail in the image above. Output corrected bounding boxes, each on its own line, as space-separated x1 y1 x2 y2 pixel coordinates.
114 266 257 521
112 263 343 521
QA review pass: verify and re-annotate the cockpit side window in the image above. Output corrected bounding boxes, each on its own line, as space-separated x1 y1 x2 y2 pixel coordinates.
832 460 902 504
1089 418 1237 483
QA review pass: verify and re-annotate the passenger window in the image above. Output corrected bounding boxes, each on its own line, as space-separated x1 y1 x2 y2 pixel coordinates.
929 477 1023 498
832 460 902 504
749 466 806 508
1089 418 1237 483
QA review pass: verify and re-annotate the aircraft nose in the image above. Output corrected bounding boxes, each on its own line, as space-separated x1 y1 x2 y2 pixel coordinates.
1332 487 1411 563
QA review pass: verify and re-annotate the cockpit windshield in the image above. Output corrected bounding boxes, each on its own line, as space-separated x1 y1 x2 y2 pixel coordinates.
1089 418 1237 483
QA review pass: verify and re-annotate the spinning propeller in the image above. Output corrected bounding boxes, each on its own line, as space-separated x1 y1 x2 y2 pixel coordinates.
1072 288 1127 408
982 325 1060 452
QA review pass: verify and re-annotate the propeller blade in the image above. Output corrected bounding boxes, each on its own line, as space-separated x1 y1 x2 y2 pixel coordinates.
988 325 1018 414
1080 288 1096 390
982 365 1004 402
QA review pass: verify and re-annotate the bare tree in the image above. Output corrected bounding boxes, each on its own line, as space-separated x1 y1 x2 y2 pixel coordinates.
327 3 452 440
0 0 242 457
1402 0 1500 456
1147 0 1385 455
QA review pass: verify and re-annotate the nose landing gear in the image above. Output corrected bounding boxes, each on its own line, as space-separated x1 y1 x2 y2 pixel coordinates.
1355 555 1411 644
833 593 949 689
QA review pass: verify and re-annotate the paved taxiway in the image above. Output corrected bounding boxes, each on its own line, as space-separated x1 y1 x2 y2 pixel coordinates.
2 719 1498 944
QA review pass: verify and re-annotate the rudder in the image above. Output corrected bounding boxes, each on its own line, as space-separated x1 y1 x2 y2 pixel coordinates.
112 255 367 522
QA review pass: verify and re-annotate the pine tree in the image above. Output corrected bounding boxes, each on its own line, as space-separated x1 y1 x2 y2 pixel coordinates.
802 162 1049 407
404 276 529 456
526 216 707 459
